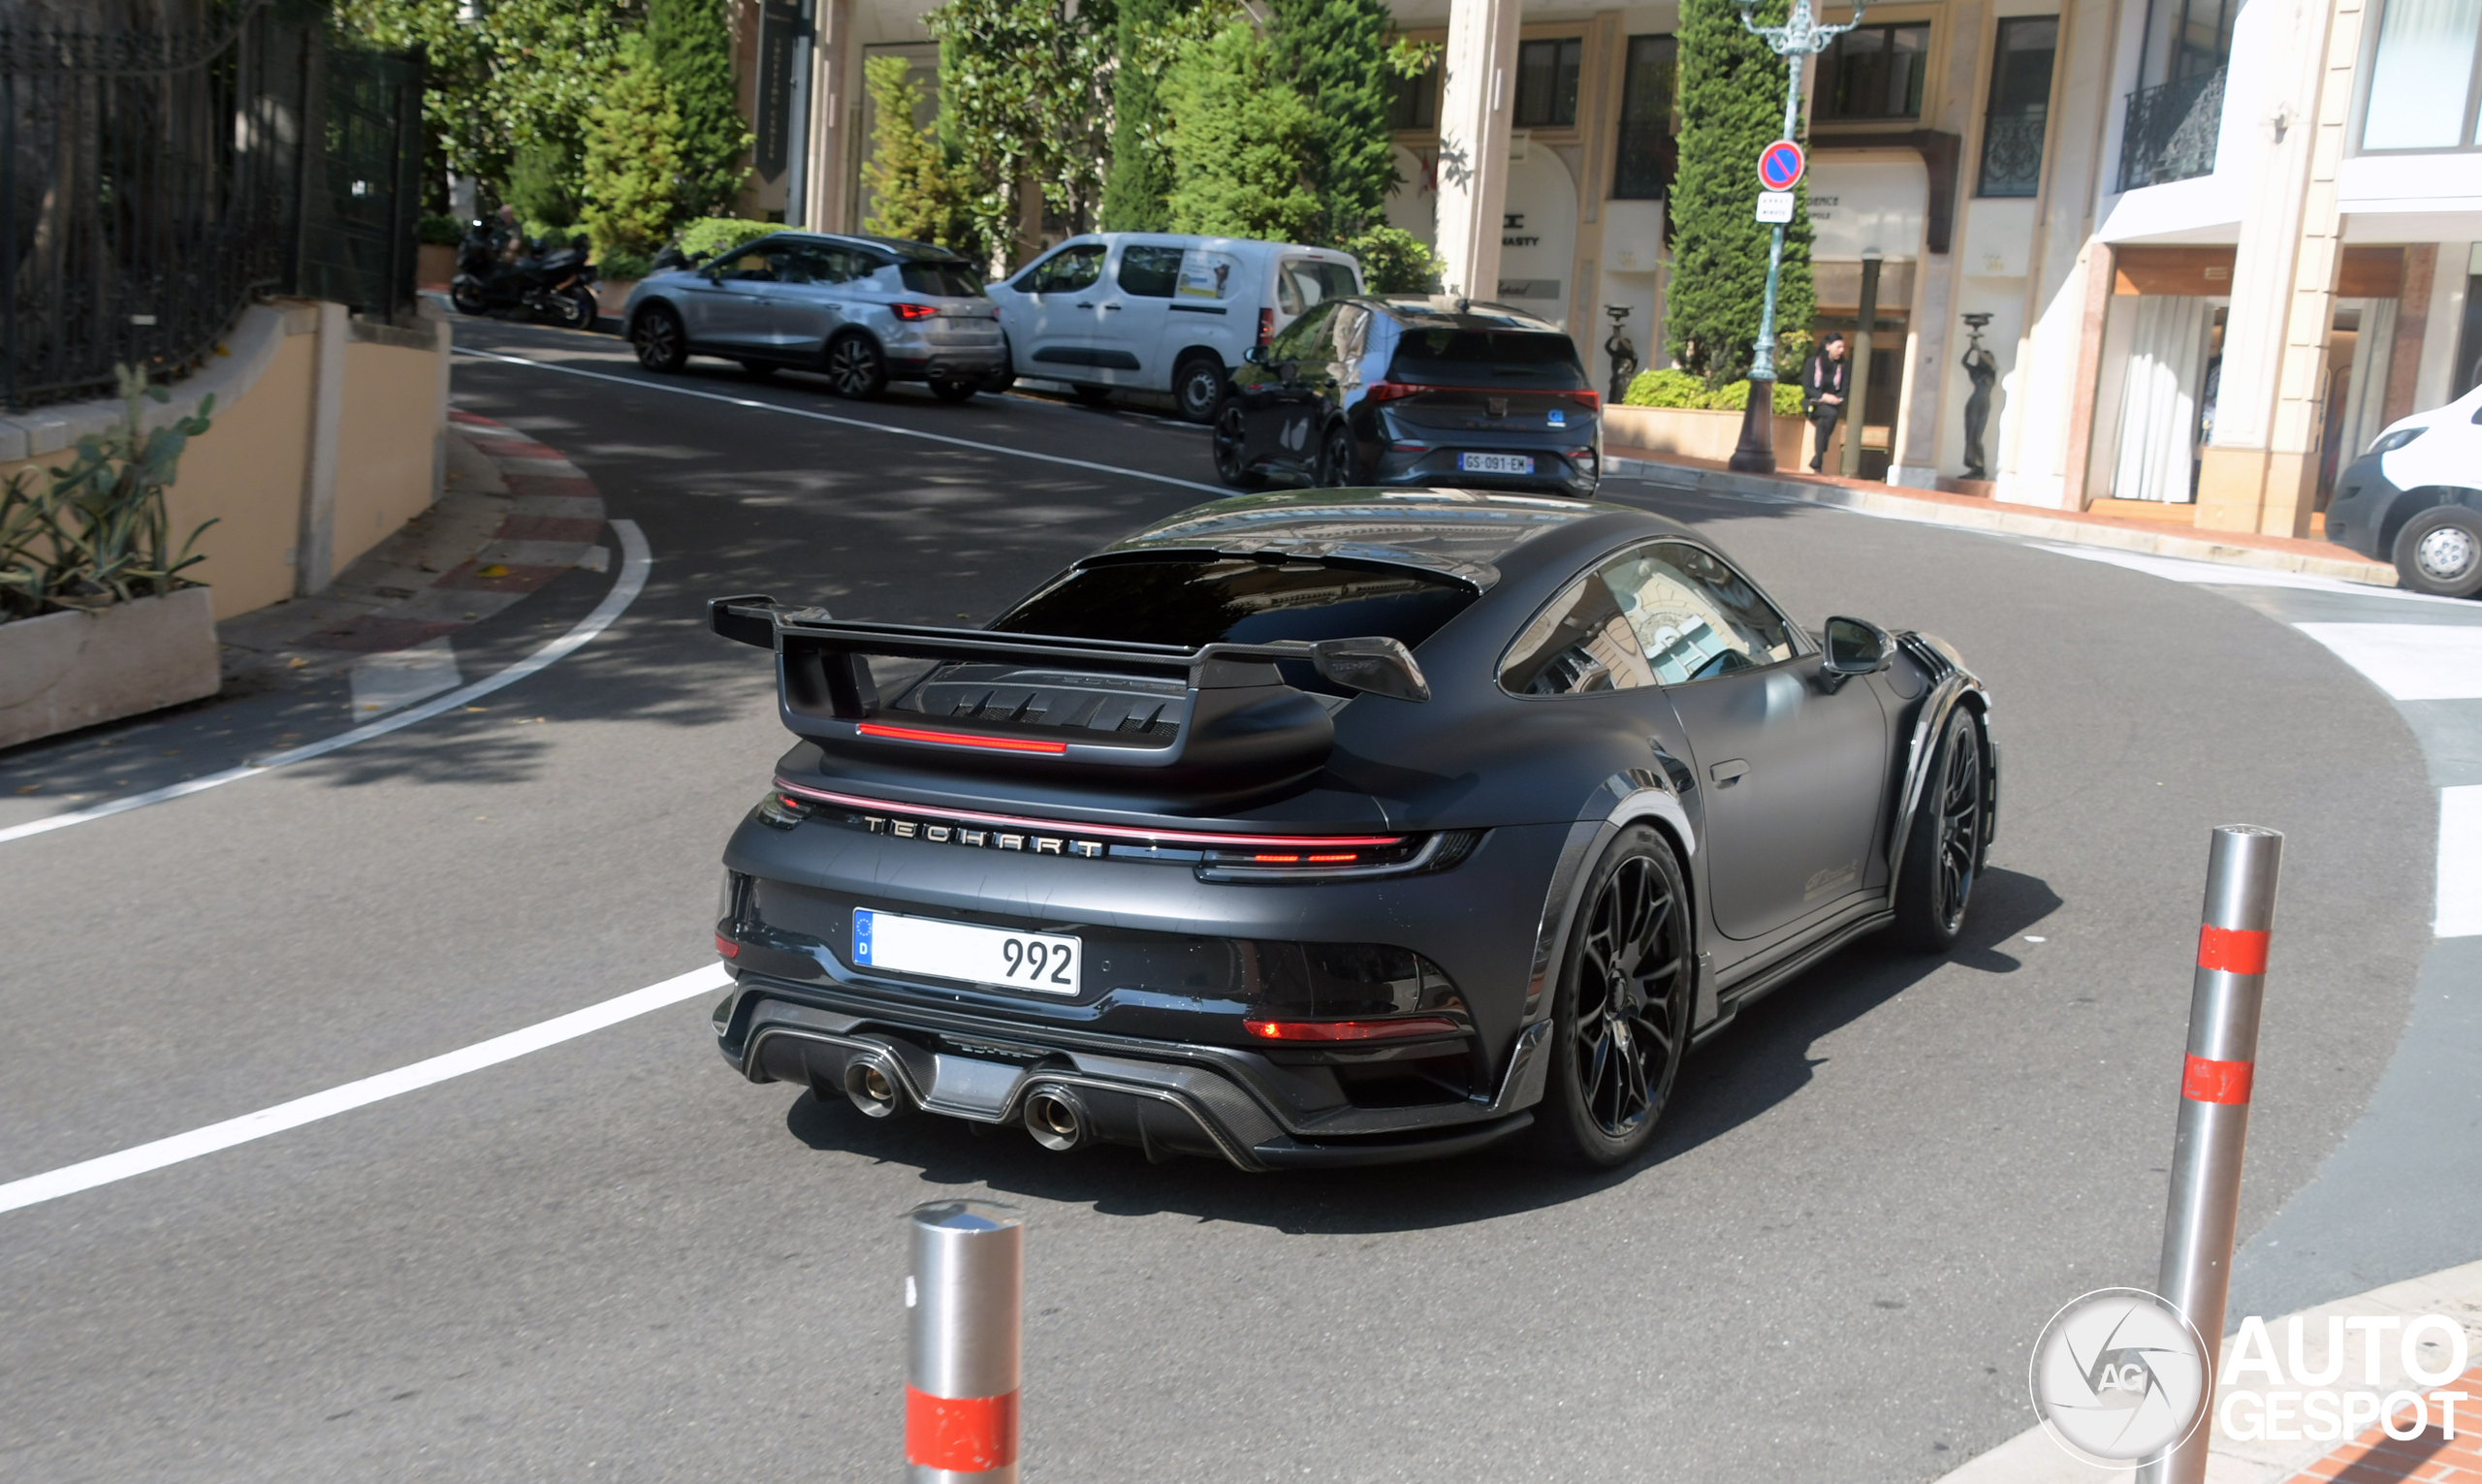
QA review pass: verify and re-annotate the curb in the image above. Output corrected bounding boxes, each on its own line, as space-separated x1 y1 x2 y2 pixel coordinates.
215 411 608 686
1938 1258 2482 1483
1606 456 2401 587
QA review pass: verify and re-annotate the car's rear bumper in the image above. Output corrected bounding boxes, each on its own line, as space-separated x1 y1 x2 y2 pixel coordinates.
1373 444 1600 497
715 975 1547 1170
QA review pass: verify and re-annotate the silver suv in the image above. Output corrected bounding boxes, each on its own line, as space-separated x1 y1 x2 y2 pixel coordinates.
621 234 1006 401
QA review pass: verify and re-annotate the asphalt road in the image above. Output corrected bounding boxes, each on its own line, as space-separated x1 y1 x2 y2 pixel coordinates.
0 315 2454 1482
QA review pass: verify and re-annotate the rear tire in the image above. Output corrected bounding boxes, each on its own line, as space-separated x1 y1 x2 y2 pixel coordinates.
1318 422 1359 487
1173 354 1225 424
931 377 978 403
2392 505 2482 598
1532 825 1693 1169
980 364 1016 395
450 280 487 316
629 304 687 372
552 286 596 330
824 333 887 399
1212 401 1264 489
1893 707 1988 952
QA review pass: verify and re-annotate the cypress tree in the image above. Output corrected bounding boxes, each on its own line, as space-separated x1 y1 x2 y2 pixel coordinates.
647 0 752 221
1667 0 1814 387
1099 0 1177 231
581 35 684 256
1267 0 1395 243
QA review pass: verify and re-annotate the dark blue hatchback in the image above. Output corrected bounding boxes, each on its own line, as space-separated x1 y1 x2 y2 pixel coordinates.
1210 297 1603 498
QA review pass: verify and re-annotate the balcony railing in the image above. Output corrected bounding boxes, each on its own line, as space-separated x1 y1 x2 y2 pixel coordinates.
1978 111 2048 197
2117 68 2225 193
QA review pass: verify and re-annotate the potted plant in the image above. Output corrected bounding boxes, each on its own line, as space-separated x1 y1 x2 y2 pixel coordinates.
0 367 223 749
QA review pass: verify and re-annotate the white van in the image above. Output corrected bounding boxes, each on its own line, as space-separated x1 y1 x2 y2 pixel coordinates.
985 234 1363 422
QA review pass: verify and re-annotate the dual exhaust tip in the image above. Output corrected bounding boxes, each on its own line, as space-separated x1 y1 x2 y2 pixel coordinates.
838 1050 1091 1152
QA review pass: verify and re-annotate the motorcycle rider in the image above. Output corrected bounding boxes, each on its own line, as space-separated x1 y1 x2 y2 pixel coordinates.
491 204 527 267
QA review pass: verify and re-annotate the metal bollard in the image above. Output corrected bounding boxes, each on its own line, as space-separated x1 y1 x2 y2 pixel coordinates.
906 1199 1024 1482
2137 825 2283 1484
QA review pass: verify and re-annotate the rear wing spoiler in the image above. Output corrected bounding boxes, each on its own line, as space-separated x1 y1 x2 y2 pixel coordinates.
708 595 1426 780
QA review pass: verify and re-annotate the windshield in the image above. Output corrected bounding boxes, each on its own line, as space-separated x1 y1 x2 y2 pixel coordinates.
900 262 985 297
996 556 1475 654
1387 329 1588 389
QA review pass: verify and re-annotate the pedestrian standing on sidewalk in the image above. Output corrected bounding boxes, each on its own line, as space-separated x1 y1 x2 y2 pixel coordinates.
1803 333 1851 473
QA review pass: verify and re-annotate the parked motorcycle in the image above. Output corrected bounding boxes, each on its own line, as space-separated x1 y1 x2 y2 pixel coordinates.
450 221 599 329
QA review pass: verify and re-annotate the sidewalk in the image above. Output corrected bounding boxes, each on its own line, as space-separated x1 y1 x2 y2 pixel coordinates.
215 411 609 703
1940 1258 2482 1483
1605 445 2399 587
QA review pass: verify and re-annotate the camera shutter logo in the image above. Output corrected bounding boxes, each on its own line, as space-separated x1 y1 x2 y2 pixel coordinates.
2029 1288 2211 1468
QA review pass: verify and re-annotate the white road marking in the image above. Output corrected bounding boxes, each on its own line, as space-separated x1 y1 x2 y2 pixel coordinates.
349 636 464 716
0 963 733 1216
459 348 1228 495
2441 787 2482 938
0 519 652 845
2294 623 2482 701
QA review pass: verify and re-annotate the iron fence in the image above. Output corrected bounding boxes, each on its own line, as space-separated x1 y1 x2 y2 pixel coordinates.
1977 111 2048 198
2118 68 2225 194
0 1 422 412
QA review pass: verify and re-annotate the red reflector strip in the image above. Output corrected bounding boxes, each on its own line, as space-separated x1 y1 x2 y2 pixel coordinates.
715 933 740 960
2197 925 2271 974
1254 853 1300 863
2181 1055 2253 1105
855 722 1068 755
905 1386 1018 1471
1244 1016 1463 1042
772 779 1406 849
1305 853 1357 863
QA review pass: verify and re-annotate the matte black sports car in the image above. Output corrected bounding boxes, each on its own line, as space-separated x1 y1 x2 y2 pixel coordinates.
708 489 1996 1169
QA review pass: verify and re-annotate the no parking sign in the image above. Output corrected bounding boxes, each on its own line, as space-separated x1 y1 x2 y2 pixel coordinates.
1758 140 1805 191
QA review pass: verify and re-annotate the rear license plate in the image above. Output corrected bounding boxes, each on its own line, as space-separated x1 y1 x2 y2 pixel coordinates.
851 908 1080 995
1458 453 1535 474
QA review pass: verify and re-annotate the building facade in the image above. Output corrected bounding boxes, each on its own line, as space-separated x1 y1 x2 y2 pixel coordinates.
729 0 2478 533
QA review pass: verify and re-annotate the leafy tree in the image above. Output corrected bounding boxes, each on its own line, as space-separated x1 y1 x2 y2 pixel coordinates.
580 35 684 259
648 0 754 220
1098 0 1180 232
862 56 983 253
1667 0 1814 386
925 0 1117 266
1266 0 1394 243
1161 20 1320 242
507 141 580 234
1341 225 1439 293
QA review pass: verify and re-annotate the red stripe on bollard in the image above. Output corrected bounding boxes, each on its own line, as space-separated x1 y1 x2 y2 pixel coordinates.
905 1386 1019 1471
2195 924 2270 974
2180 1055 2254 1105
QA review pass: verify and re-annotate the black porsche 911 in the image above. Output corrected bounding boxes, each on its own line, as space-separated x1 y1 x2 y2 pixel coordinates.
707 489 1996 1170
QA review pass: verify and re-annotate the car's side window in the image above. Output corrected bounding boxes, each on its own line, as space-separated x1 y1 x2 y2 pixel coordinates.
1117 245 1184 298
1598 542 1798 684
1018 243 1104 295
716 248 779 282
792 244 864 285
1267 301 1336 363
1498 571 1659 695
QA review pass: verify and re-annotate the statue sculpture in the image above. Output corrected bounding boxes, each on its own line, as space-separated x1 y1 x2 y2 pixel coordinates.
1960 312 1998 481
1604 305 1639 407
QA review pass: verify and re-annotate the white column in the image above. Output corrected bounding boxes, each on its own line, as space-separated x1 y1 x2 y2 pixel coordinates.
1435 0 1521 301
294 301 346 598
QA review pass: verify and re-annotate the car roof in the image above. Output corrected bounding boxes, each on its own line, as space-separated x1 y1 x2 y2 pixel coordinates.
1354 297 1571 333
753 231 971 265
1091 489 1661 589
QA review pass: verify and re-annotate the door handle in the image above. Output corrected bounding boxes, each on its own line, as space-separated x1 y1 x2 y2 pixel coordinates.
1708 759 1750 787
1074 300 1096 307
1098 302 1123 310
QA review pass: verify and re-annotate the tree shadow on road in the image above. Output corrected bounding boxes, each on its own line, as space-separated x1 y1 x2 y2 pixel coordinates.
777 868 2065 1235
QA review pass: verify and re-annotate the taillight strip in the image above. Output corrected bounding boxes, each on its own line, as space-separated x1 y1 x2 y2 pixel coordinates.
1243 1017 1464 1042
855 722 1068 755
772 778 1405 849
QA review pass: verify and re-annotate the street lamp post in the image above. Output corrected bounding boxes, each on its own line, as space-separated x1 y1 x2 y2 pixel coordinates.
1727 0 1865 474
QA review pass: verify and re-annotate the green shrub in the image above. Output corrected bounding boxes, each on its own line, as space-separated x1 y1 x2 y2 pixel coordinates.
672 216 776 262
579 35 683 258
1 367 216 622
861 54 982 254
1621 367 1803 415
1162 21 1321 242
507 140 579 231
1341 225 1438 294
596 249 653 282
418 214 465 246
649 0 753 219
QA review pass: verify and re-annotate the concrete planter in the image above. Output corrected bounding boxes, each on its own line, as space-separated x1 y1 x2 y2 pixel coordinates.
0 587 219 749
1606 403 1815 466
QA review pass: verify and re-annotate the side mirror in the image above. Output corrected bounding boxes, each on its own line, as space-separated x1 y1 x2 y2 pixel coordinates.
1243 344 1268 366
1821 616 1893 688
1311 636 1430 702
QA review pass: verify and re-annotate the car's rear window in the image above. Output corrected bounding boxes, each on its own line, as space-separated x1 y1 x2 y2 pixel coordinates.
900 262 985 297
995 556 1476 652
1387 329 1588 389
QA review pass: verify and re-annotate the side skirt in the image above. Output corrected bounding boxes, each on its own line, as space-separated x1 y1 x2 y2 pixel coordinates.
1692 903 1896 1047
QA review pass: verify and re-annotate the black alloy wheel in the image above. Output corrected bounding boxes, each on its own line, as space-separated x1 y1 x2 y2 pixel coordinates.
1211 401 1263 489
1173 354 1225 423
630 305 687 372
450 280 487 316
1537 826 1693 1167
930 378 978 403
2393 506 2482 598
1318 423 1358 487
1893 707 1987 951
825 333 888 399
